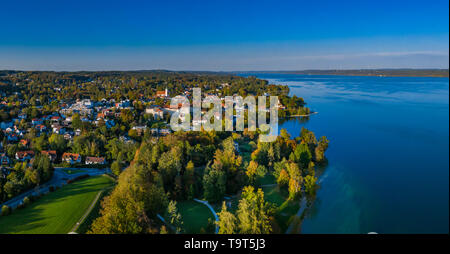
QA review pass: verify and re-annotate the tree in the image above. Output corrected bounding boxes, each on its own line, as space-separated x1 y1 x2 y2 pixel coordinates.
246 161 258 185
236 186 272 234
158 147 182 190
216 202 237 234
23 196 31 207
277 169 289 187
315 136 329 162
32 135 48 151
288 178 301 200
166 200 183 233
72 113 82 130
1 205 11 216
203 168 226 203
160 225 168 234
89 164 168 234
48 134 67 154
291 143 312 169
111 160 121 176
280 128 290 140
304 175 318 196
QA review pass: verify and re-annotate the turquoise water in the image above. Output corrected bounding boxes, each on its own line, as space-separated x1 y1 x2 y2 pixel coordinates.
243 74 449 234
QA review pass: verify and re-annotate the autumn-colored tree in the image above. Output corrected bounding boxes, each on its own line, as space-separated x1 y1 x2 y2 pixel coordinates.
236 186 272 234
277 169 289 187
216 202 237 234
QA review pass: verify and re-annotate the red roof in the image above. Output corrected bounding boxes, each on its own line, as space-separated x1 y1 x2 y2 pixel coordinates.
62 153 81 161
85 156 106 163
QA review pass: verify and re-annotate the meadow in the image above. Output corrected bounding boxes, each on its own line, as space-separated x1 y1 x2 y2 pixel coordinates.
0 175 114 234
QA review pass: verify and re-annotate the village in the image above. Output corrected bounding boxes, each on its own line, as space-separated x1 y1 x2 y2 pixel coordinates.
0 81 289 178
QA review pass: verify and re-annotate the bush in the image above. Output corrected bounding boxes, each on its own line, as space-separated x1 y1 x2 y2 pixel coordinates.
67 174 90 184
23 196 31 207
1 205 11 216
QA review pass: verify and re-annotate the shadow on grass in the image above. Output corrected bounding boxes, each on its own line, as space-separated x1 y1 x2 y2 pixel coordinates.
0 176 113 234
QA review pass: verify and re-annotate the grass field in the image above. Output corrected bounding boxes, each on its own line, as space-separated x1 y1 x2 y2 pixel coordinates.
262 185 300 233
177 200 215 234
257 174 276 186
75 188 113 233
0 175 114 234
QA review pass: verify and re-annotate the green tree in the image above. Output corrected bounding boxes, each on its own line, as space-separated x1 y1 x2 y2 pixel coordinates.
216 202 237 234
72 113 82 130
48 134 67 154
277 169 289 187
111 160 121 176
304 175 318 196
1 205 11 216
203 168 226 203
166 200 183 233
236 186 272 234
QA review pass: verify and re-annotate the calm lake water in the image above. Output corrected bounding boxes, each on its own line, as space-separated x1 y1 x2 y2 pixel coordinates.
242 73 449 234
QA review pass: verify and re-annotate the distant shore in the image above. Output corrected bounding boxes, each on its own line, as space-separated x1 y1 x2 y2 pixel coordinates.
238 69 449 78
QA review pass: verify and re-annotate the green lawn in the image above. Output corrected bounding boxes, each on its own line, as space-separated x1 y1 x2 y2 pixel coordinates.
62 169 87 175
177 200 215 234
257 174 276 186
262 185 300 233
75 188 113 234
262 185 286 206
0 175 114 234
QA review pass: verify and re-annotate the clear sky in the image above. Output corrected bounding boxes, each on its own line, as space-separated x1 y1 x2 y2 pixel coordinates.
0 0 448 71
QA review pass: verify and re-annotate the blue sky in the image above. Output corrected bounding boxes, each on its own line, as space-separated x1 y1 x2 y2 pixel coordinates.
0 0 448 71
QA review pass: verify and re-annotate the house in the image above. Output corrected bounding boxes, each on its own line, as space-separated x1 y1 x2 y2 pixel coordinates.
132 126 147 136
63 133 73 141
62 153 82 164
19 139 30 147
0 153 10 165
85 156 106 165
119 136 135 144
52 125 66 134
41 150 57 162
15 151 35 161
35 124 47 133
31 118 43 126
7 133 19 142
145 106 164 119
50 116 62 123
115 100 131 109
159 128 171 136
150 128 159 135
156 88 168 98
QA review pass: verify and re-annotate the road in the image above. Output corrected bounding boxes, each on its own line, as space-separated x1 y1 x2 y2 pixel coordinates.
0 167 110 209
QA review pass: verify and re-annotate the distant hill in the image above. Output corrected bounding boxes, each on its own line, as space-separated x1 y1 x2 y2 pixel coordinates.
237 69 449 78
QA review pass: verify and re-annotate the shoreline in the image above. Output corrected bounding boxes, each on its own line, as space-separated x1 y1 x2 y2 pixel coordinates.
285 112 318 117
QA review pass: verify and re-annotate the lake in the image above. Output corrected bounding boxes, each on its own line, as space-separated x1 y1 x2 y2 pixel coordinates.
242 73 449 234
